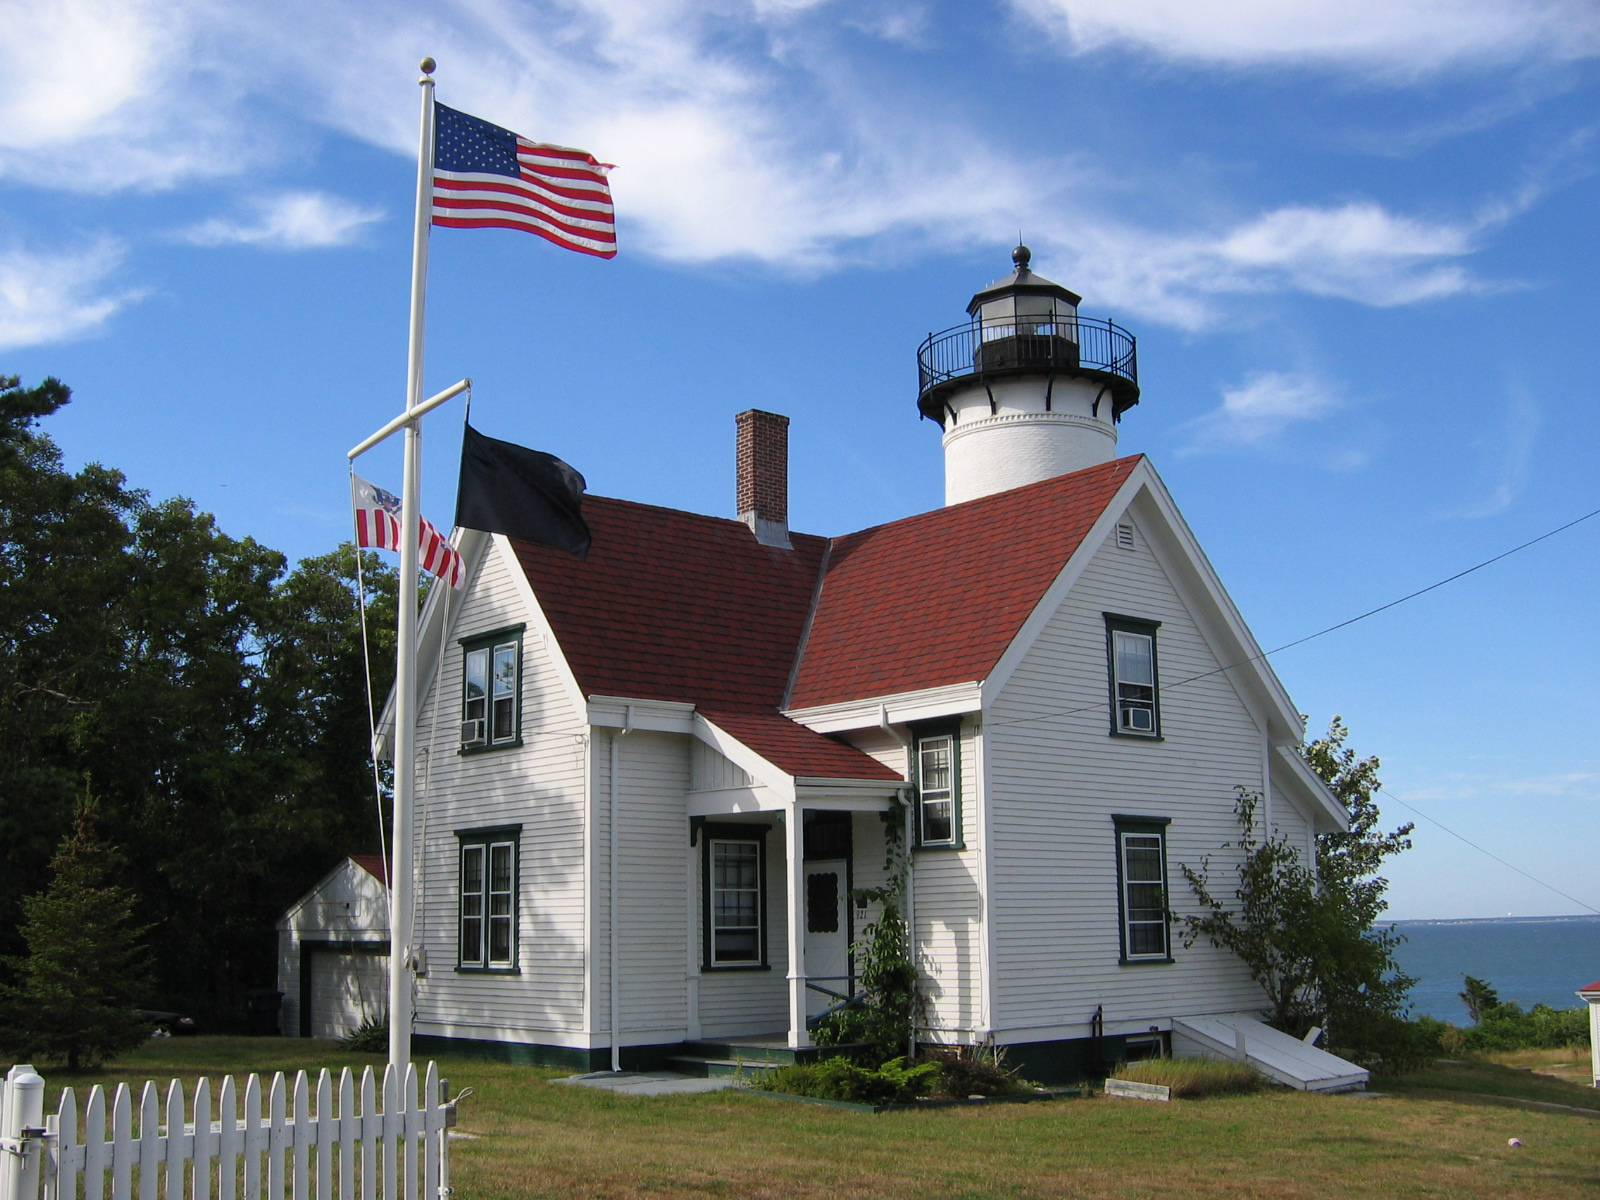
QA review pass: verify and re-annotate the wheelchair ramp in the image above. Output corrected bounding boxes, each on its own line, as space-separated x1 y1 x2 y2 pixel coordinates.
1172 1014 1368 1092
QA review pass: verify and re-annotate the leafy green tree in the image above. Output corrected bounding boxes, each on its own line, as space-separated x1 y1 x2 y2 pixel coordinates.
0 376 396 1026
1182 718 1419 1066
0 805 151 1070
1460 974 1501 1024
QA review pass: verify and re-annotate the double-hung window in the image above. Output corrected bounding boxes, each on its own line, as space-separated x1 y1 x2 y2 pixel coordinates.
458 827 519 970
461 627 523 749
704 829 766 967
1105 614 1161 737
1114 816 1171 962
914 727 959 847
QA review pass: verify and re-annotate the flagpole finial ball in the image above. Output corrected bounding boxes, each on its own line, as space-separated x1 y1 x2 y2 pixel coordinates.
419 57 436 75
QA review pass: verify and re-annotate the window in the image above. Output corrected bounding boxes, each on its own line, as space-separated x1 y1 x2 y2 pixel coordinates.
1105 614 1161 737
913 727 959 847
461 627 523 749
1114 816 1171 962
703 827 767 968
457 827 519 970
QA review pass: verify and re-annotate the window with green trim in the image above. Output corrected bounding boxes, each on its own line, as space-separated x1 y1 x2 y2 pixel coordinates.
1114 816 1171 962
461 627 523 749
913 727 960 847
458 827 519 970
703 829 768 968
1105 614 1161 738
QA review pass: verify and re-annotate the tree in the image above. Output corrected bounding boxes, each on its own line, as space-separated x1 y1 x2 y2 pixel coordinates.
0 806 151 1070
1459 975 1501 1024
0 376 396 1026
1181 717 1418 1066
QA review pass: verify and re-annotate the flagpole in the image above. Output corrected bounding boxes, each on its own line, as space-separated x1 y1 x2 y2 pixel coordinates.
390 55 437 1073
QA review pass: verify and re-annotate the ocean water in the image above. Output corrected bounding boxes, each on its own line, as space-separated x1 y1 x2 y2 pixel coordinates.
1389 915 1600 1022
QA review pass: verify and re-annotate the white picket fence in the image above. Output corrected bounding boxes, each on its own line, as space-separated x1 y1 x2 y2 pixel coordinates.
0 1061 454 1200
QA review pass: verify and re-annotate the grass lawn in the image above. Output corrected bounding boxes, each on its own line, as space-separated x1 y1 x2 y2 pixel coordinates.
10 1039 1599 1199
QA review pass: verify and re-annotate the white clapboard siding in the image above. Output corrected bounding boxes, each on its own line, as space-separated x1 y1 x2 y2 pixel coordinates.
411 542 588 1043
278 861 392 1040
985 521 1270 1035
590 729 693 1041
11 1063 448 1200
911 717 984 1038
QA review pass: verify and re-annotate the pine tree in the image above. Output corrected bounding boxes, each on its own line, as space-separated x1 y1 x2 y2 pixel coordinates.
0 805 151 1070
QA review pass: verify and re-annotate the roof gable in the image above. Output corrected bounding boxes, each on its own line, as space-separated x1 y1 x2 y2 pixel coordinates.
787 456 1140 709
511 495 828 712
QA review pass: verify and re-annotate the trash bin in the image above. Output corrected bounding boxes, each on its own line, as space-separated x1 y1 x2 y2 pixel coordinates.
243 988 284 1036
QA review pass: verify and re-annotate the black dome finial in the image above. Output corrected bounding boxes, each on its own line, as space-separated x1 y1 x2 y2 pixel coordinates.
1012 242 1031 270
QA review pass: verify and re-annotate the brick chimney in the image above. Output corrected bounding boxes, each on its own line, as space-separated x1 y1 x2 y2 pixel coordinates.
735 409 791 548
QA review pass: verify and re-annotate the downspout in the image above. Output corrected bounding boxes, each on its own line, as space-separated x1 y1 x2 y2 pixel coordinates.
879 705 917 1058
609 704 633 1072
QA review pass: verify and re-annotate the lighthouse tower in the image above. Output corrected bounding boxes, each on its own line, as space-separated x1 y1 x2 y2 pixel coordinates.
917 246 1140 506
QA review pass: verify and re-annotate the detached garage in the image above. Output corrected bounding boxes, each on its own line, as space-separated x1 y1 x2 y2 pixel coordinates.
277 855 390 1039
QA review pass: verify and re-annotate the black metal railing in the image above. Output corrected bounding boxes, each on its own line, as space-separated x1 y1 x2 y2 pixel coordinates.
917 314 1138 400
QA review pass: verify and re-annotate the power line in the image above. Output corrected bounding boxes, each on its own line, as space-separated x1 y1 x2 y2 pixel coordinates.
994 500 1600 730
1376 786 1600 917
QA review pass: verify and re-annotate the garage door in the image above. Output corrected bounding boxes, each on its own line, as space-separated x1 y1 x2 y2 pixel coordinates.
304 945 389 1039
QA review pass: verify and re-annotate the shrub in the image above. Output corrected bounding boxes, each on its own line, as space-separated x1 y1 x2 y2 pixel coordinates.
754 1055 940 1104
1463 1002 1589 1053
918 1045 1033 1098
1111 1057 1261 1098
342 1016 389 1053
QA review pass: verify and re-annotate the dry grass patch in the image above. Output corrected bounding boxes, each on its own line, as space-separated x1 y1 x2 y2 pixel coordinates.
1110 1056 1262 1098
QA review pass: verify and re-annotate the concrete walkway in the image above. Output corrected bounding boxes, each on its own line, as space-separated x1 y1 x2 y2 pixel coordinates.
555 1070 739 1096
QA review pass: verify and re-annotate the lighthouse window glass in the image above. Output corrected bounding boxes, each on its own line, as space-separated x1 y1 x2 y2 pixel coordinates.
460 628 523 748
1105 616 1161 737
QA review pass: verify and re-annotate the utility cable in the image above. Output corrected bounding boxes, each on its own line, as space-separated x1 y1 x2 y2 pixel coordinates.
992 500 1600 730
1375 786 1600 916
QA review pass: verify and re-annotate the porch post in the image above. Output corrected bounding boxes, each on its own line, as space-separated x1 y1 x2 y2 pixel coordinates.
784 804 810 1049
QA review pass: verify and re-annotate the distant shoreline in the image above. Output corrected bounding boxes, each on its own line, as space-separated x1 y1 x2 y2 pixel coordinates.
1390 914 1600 928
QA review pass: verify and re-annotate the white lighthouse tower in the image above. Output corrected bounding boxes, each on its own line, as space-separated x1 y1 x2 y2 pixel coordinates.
918 246 1140 505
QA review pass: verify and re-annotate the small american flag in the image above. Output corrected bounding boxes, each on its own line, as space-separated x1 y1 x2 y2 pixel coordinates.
431 102 616 258
351 473 465 589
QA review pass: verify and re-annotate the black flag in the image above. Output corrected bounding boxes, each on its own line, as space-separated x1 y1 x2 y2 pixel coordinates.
455 423 592 559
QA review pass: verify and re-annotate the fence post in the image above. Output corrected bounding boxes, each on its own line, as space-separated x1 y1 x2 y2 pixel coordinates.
1 1064 47 1200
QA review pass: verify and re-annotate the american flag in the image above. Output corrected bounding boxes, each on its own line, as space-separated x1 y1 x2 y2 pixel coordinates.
431 102 616 258
351 473 465 589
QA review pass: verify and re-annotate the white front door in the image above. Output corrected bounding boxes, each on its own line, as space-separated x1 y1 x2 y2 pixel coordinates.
803 859 850 1017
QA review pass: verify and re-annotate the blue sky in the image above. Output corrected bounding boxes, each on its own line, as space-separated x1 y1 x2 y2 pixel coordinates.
4 0 1598 922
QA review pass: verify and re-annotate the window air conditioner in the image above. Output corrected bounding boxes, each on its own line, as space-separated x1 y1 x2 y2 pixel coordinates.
460 718 487 746
1123 706 1153 732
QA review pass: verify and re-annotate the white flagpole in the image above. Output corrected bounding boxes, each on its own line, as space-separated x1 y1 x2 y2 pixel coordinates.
390 55 437 1073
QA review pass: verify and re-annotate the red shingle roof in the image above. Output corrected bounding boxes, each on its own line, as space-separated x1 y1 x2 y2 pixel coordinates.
701 710 902 782
788 456 1140 708
508 456 1139 781
1579 980 1600 995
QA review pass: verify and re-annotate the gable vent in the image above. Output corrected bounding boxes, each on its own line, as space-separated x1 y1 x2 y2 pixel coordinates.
1116 521 1137 551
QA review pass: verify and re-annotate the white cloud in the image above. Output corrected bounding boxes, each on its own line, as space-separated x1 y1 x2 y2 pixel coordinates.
1010 0 1600 76
1032 200 1487 330
180 193 384 250
0 0 1557 317
1181 370 1343 453
0 241 141 351
1450 381 1540 518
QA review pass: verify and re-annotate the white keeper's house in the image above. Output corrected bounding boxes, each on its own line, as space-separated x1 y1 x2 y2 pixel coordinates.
366 248 1351 1082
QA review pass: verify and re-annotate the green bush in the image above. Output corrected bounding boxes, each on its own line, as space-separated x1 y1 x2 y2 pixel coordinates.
341 1016 389 1053
1462 1002 1589 1052
918 1046 1033 1098
754 1055 940 1104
